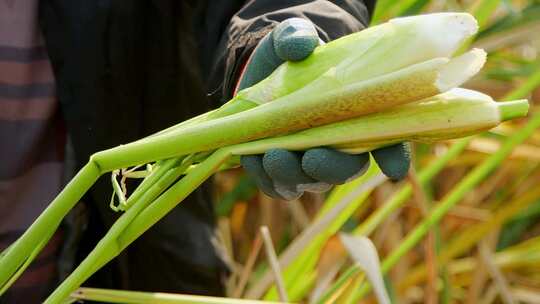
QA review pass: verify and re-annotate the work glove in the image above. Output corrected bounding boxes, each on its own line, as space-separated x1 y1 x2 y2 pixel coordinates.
237 18 411 200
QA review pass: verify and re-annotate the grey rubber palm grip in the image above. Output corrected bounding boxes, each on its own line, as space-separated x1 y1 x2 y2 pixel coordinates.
302 148 370 184
371 143 411 181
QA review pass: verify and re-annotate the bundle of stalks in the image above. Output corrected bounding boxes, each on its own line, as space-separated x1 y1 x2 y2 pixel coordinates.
0 13 530 303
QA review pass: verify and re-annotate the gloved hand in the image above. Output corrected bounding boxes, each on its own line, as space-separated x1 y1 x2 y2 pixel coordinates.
237 18 411 200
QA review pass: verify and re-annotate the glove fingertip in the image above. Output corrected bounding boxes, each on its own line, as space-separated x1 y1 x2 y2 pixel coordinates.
241 155 286 200
273 18 319 61
263 149 315 186
371 143 411 181
237 33 282 91
302 148 370 184
274 36 319 61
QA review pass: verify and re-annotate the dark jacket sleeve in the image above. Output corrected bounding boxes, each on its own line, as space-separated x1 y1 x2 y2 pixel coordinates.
206 0 375 106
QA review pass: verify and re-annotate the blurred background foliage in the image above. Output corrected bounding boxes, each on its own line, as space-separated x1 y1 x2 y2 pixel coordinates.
210 0 540 303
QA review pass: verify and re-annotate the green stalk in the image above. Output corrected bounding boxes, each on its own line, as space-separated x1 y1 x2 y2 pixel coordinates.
45 157 190 303
56 91 508 300
0 158 180 293
346 110 540 303
70 287 288 304
45 150 230 303
0 162 100 290
117 149 231 249
0 237 47 295
66 55 472 298
0 106 235 293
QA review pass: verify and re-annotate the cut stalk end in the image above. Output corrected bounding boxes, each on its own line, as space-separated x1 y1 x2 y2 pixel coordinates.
498 100 529 121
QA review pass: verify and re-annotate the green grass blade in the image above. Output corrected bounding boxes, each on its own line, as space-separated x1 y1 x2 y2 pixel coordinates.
503 67 540 100
354 138 471 236
370 0 398 25
248 164 383 300
470 0 501 29
315 138 470 303
392 0 432 18
399 185 540 290
457 0 502 52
